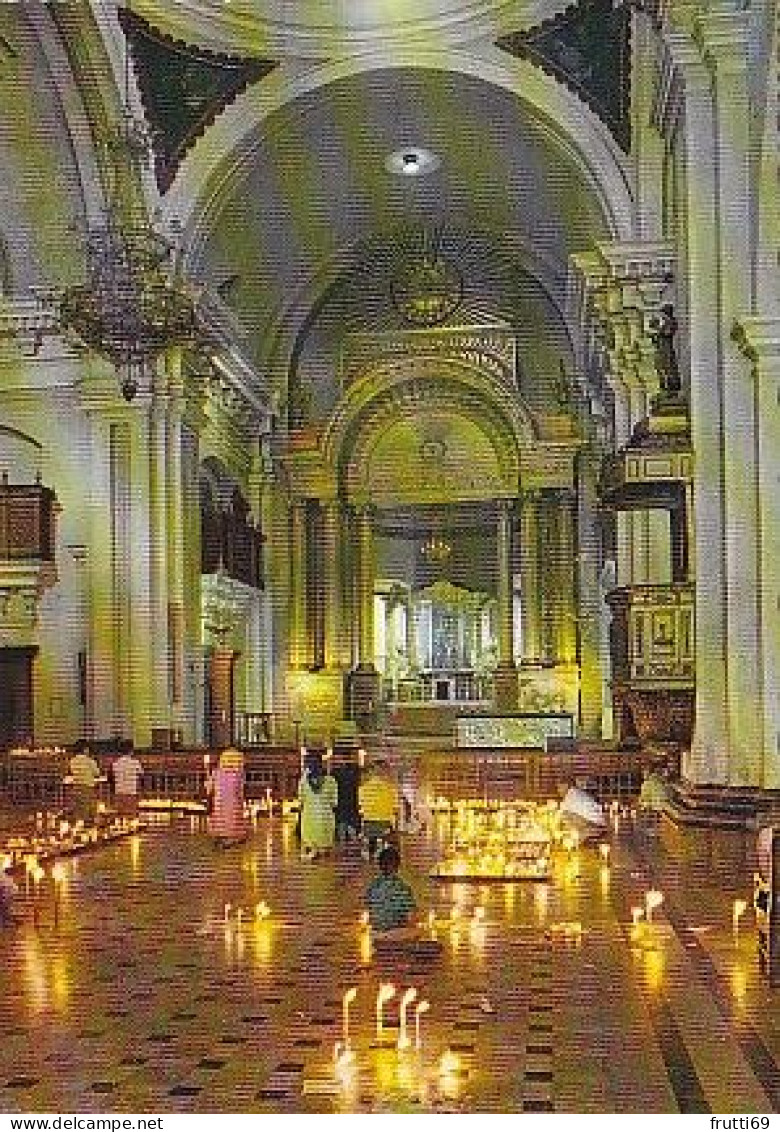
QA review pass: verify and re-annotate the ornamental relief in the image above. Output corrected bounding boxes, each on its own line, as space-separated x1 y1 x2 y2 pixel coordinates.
340 326 517 391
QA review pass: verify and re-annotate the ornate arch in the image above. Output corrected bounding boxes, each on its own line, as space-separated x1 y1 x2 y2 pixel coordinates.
322 356 532 501
169 48 635 261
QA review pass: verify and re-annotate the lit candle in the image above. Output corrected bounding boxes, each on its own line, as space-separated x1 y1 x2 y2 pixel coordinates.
375 982 395 1041
265 787 273 815
414 999 430 1051
255 901 271 921
645 889 664 921
439 1048 460 1077
224 902 232 923
732 898 748 936
397 987 417 1050
599 842 611 863
342 986 358 1049
52 863 65 928
203 753 211 770
236 907 243 929
631 906 644 926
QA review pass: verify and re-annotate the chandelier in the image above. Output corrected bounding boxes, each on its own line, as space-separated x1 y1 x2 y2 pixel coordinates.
59 73 197 401
420 533 452 567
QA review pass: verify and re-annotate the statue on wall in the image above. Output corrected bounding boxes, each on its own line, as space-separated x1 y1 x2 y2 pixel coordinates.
649 303 682 397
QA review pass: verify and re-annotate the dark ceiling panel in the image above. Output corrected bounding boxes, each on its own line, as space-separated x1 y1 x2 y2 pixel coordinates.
119 7 277 192
496 0 631 152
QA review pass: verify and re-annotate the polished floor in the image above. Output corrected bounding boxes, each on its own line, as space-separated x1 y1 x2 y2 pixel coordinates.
0 804 778 1114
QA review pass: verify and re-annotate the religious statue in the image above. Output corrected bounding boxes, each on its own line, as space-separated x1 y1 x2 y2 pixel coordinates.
649 303 681 397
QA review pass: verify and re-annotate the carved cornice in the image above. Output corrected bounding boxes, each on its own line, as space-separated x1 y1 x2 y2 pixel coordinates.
340 325 517 391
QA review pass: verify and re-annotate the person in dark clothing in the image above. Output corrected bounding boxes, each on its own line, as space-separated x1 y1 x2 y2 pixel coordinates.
332 759 361 843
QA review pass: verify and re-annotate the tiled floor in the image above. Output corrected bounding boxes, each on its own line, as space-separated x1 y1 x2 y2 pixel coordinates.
0 800 777 1113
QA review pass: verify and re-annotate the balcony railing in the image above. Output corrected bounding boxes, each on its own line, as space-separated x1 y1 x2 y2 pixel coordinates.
0 483 56 561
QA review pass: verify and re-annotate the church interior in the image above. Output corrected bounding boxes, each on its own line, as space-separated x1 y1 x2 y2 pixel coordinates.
0 0 778 1116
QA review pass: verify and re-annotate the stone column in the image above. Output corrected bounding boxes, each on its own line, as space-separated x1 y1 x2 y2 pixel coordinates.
577 461 605 737
554 489 578 666
356 504 375 669
703 12 762 784
405 596 417 672
289 501 308 669
165 367 185 741
734 318 780 789
148 391 171 748
518 491 541 663
208 647 235 749
665 31 729 783
322 499 342 669
494 499 517 709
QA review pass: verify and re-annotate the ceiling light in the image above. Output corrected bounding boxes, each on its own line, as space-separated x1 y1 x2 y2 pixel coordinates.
386 146 440 178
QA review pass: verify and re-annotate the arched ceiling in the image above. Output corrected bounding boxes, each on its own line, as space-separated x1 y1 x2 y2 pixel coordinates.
195 66 612 365
128 0 572 57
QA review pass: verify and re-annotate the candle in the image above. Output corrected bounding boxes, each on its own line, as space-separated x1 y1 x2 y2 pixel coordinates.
439 1048 460 1076
599 842 611 863
342 986 357 1049
375 982 395 1041
414 999 430 1050
645 889 664 921
224 902 232 923
631 906 644 926
255 901 271 921
732 898 748 936
397 987 417 1050
52 863 65 927
203 753 211 769
236 907 243 928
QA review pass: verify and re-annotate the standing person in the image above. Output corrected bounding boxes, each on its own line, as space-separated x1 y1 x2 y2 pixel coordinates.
112 741 144 818
298 751 338 861
68 741 102 824
207 749 248 848
359 758 399 860
332 757 361 844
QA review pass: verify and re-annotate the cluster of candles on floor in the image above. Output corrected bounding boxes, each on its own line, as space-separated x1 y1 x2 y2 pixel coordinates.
430 800 565 881
223 901 272 926
3 811 142 867
332 984 461 1086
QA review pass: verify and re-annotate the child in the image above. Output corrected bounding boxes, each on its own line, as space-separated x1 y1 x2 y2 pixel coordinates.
0 868 20 927
359 758 399 860
365 845 418 939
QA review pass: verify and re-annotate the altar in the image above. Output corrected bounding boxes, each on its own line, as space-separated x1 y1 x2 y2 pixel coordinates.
455 712 575 750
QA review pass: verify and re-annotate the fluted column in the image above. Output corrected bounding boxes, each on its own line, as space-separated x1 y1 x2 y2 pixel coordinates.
149 393 171 746
518 491 541 663
322 500 342 669
496 500 515 666
356 504 375 669
494 499 517 710
166 376 185 737
554 489 578 665
289 501 308 668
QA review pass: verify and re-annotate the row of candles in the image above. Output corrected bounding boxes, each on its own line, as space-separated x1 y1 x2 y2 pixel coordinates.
3 811 142 869
335 984 433 1070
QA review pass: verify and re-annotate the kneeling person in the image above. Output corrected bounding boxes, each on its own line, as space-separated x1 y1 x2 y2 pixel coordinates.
366 846 418 941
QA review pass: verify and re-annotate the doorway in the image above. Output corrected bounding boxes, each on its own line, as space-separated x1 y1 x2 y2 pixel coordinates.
0 646 36 748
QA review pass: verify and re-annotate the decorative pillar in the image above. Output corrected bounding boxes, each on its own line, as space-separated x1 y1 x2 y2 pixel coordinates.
554 489 578 666
518 491 541 663
165 363 185 741
356 504 375 669
149 392 171 748
350 503 379 731
663 30 728 784
577 460 605 737
208 647 235 750
494 499 517 710
703 12 762 784
289 500 308 668
732 319 780 789
405 596 417 672
322 499 342 669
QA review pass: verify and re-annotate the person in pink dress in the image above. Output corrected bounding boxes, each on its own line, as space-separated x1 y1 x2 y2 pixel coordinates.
207 749 248 848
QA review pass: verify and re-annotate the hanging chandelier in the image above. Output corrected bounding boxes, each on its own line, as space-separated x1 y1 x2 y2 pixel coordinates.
420 533 452 567
59 64 197 401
